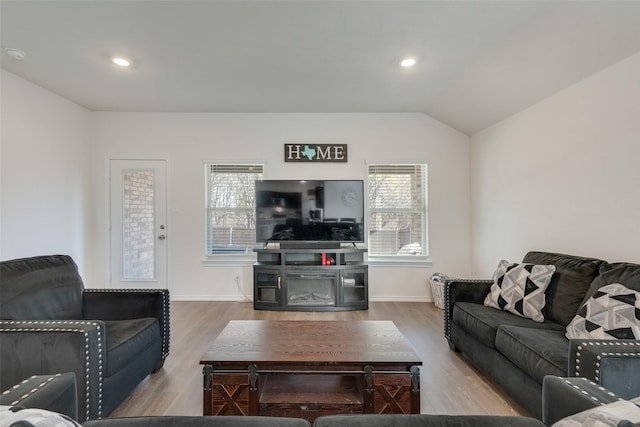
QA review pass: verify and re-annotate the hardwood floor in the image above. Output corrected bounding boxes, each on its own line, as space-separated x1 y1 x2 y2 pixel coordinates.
109 301 529 418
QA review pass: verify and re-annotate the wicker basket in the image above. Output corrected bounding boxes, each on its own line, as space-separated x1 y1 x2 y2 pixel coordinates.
429 273 445 309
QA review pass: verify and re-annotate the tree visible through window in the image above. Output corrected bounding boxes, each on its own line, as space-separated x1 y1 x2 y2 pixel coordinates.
367 164 428 257
205 164 264 254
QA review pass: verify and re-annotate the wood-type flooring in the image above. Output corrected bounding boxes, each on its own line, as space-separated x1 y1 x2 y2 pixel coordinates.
109 301 528 418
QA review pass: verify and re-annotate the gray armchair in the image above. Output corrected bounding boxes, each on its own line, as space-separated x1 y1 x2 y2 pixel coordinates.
0 255 170 422
0 372 78 421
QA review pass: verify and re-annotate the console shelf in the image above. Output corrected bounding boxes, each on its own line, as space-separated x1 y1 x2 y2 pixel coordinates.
253 247 368 311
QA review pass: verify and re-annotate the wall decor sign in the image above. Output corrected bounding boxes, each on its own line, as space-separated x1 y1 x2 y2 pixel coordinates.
284 143 348 163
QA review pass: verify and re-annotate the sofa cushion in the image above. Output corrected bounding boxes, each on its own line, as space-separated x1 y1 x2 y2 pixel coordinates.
566 283 640 340
584 262 640 303
495 326 568 384
0 255 84 320
105 318 159 376
485 260 555 322
84 416 312 426
313 414 545 427
453 302 564 349
522 252 605 327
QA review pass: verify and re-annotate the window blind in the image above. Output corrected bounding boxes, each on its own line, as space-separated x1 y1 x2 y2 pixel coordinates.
205 164 264 254
367 164 427 257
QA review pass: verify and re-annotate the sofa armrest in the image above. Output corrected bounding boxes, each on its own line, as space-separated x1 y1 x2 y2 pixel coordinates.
568 339 640 399
542 376 622 426
83 289 170 361
0 320 105 421
0 373 78 421
443 279 493 343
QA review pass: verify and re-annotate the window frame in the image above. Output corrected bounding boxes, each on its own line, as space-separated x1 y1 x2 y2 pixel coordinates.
366 163 430 265
203 162 264 264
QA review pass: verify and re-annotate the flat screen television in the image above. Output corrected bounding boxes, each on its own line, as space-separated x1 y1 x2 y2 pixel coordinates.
255 180 364 244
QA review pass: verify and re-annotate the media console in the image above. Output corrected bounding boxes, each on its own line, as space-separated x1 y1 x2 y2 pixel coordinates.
253 247 368 311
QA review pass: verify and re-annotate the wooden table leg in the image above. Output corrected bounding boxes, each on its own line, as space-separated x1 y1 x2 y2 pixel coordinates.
203 365 213 415
248 365 259 416
410 365 420 414
363 365 374 413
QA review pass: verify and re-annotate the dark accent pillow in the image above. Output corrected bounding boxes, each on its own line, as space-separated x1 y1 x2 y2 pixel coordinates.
522 251 605 326
583 262 640 306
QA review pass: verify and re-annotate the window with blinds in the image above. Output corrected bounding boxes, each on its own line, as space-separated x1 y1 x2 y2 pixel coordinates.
205 164 264 255
367 164 428 257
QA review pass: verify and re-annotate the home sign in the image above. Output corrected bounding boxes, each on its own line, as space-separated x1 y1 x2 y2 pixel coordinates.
284 143 348 163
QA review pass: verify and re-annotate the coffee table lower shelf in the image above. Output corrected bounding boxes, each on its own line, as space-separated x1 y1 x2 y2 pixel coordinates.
203 366 420 422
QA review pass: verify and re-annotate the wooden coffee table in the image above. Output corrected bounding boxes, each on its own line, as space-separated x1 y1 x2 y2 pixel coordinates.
200 320 422 421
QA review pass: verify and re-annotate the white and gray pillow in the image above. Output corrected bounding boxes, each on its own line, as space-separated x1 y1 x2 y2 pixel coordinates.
552 399 640 427
484 260 556 322
566 283 640 340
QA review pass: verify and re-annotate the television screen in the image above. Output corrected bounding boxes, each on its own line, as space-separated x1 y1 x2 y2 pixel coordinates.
255 180 364 243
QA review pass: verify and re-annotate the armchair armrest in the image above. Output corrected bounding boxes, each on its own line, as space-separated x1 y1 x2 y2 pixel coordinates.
443 278 493 342
542 375 622 426
83 289 170 361
0 373 78 421
568 339 640 400
0 320 105 421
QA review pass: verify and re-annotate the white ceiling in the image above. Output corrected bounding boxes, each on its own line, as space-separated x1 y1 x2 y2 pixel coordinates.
2 0 640 135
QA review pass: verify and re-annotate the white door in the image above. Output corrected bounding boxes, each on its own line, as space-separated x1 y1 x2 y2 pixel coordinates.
110 159 168 289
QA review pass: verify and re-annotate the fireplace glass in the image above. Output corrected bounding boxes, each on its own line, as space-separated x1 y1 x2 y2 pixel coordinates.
286 272 336 306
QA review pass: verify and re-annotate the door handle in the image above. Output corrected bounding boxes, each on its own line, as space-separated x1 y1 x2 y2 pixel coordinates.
158 235 166 240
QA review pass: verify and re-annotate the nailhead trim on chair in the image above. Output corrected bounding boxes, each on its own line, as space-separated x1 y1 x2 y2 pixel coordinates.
83 288 171 360
574 341 640 381
161 290 170 359
1 373 62 405
560 377 620 405
0 320 104 420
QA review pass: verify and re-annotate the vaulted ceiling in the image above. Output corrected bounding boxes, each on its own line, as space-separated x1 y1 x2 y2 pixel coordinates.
2 0 640 135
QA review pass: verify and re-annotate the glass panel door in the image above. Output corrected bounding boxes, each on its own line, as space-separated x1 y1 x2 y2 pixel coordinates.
340 268 368 307
110 159 168 289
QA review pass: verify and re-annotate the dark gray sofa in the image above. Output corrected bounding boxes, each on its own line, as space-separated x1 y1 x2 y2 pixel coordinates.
444 251 640 419
0 255 171 422
83 417 312 426
313 414 544 427
2 371 624 427
541 375 625 426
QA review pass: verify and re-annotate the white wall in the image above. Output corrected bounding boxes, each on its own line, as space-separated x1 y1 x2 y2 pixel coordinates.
7 47 639 299
87 113 472 300
0 70 90 271
470 53 640 276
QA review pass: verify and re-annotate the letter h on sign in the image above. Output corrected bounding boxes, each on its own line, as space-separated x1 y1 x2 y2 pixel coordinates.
284 144 348 163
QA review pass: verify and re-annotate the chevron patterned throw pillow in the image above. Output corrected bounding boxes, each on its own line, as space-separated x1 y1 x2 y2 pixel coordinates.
484 260 556 322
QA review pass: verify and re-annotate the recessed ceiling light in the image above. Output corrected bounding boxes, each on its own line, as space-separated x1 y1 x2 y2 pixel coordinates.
400 58 416 68
112 57 131 67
